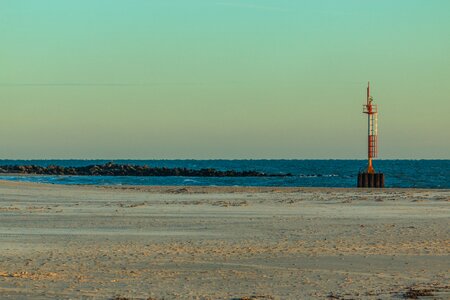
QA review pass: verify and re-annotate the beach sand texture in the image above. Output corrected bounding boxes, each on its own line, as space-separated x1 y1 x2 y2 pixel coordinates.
0 180 449 299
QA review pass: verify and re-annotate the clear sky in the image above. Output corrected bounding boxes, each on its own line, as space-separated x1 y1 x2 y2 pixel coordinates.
1 0 449 159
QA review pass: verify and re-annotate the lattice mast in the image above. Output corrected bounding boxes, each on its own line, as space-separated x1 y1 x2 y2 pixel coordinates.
363 82 378 173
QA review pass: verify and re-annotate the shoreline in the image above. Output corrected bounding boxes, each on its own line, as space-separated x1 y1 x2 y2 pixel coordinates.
1 178 449 193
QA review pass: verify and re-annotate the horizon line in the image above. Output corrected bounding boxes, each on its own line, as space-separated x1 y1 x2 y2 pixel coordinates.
0 158 448 161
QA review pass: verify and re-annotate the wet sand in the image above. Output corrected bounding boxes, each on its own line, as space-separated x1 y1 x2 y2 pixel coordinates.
0 180 449 299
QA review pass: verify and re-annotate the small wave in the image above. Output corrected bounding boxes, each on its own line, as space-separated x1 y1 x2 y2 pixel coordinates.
183 179 200 183
54 177 69 181
298 174 339 178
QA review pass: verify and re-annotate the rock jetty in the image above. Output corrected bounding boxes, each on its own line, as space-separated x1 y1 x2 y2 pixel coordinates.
0 162 292 177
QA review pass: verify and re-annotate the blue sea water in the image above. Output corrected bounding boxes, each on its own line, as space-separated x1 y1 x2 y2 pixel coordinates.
0 160 448 189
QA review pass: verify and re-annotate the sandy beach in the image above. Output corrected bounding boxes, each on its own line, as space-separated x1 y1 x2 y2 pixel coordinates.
0 180 448 299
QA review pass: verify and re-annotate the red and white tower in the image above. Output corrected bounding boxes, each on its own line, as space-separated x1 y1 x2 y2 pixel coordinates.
357 82 384 188
363 82 378 173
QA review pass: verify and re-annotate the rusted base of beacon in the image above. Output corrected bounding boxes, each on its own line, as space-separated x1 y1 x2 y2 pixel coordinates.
357 172 385 188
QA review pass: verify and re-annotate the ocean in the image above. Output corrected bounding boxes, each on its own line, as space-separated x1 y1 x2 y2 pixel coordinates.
0 159 448 189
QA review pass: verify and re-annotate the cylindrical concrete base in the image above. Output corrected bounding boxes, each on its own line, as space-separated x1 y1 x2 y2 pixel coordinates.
357 173 385 188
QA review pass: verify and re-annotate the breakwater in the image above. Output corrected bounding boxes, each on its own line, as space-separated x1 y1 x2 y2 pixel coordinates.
0 162 292 177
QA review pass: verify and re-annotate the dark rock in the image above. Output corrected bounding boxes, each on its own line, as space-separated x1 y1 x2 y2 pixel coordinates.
402 287 434 299
0 163 292 178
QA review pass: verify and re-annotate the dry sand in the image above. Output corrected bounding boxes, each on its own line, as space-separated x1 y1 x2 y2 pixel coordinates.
0 180 449 299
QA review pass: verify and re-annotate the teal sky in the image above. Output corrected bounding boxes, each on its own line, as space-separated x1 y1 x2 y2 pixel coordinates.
1 0 449 159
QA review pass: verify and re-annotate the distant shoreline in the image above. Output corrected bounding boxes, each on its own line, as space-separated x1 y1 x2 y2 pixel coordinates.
0 162 292 177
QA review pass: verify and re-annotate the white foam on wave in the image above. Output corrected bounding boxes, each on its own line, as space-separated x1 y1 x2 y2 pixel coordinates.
183 179 201 183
